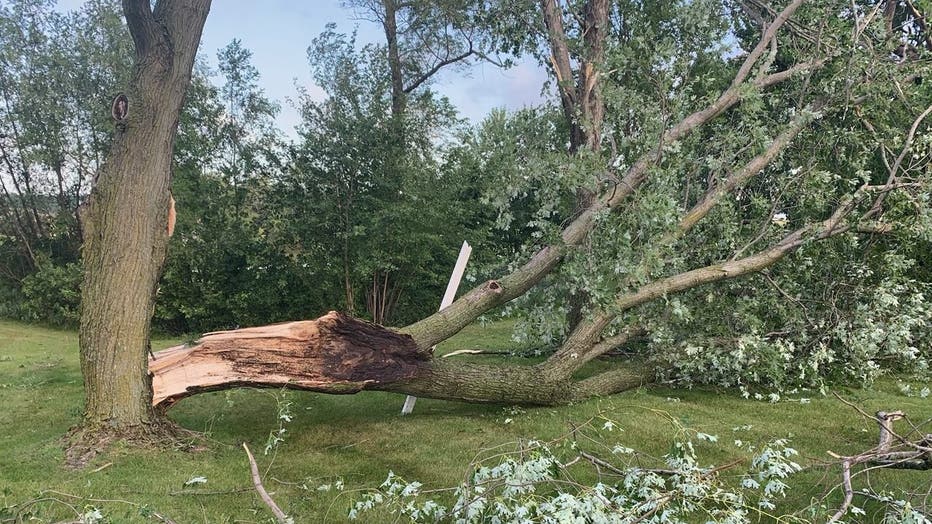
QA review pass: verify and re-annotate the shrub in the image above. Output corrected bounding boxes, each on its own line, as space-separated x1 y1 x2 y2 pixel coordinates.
19 261 82 326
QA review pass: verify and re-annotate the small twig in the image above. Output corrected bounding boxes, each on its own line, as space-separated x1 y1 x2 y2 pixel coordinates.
243 443 290 524
90 462 112 473
324 438 371 450
34 490 179 524
441 349 509 358
579 451 629 476
168 487 252 496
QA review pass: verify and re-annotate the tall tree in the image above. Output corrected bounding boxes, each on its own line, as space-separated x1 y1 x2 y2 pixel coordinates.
76 0 210 439
335 1 508 323
0 0 133 325
286 28 464 325
346 0 502 119
538 0 609 330
156 42 286 333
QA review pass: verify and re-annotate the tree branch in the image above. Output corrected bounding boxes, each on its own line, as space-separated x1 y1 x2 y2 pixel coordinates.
401 3 825 349
540 0 577 118
550 193 862 373
679 103 821 230
866 103 932 218
570 367 654 400
608 1 821 208
243 443 289 524
122 0 164 57
402 44 474 93
732 0 807 89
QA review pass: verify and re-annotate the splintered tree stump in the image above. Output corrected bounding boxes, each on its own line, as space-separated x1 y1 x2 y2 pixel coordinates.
149 312 431 408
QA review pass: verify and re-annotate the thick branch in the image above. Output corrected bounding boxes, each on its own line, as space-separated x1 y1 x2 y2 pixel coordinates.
757 57 827 88
549 199 858 373
122 0 164 57
732 0 806 88
243 444 289 524
547 107 821 372
400 202 606 347
402 1 824 349
569 367 653 400
541 0 577 121
679 105 819 230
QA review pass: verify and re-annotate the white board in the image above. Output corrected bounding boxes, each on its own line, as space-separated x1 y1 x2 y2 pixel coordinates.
401 241 472 415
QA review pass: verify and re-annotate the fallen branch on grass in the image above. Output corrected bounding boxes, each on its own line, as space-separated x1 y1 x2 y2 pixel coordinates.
824 399 932 521
243 443 290 524
441 349 510 358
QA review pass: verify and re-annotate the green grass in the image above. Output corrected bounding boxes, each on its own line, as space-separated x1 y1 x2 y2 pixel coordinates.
0 320 929 523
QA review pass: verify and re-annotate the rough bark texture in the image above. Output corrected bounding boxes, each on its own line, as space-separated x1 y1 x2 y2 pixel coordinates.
78 0 211 429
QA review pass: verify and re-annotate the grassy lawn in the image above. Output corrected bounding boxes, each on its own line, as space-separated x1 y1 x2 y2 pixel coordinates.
0 319 929 523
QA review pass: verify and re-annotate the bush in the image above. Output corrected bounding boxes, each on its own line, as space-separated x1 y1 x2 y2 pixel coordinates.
0 281 24 320
19 261 82 326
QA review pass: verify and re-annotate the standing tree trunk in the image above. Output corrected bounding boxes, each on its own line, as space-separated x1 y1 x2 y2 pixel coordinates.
77 0 211 434
540 0 608 331
382 0 405 120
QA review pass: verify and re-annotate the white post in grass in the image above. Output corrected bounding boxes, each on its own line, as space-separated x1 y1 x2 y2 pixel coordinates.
401 240 472 415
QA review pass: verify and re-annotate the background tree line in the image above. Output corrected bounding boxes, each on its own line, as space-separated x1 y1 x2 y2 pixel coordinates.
0 0 518 332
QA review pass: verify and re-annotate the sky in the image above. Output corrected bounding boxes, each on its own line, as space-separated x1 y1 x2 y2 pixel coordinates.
61 0 551 137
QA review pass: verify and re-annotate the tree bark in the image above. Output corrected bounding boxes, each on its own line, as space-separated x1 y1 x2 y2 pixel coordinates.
382 0 406 119
78 0 211 430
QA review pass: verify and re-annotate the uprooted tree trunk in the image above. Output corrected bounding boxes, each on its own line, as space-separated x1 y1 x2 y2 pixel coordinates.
147 0 925 411
149 311 649 409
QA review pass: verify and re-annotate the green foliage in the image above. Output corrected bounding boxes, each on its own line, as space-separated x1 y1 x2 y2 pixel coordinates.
277 25 488 325
0 0 929 402
19 259 81 326
0 0 131 278
347 416 927 523
0 0 131 325
156 43 307 332
493 0 932 391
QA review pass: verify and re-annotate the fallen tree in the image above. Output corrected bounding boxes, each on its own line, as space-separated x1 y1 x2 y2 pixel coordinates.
145 0 932 410
150 311 649 408
149 182 913 408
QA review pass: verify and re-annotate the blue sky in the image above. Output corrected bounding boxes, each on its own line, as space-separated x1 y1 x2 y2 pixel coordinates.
61 0 551 136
